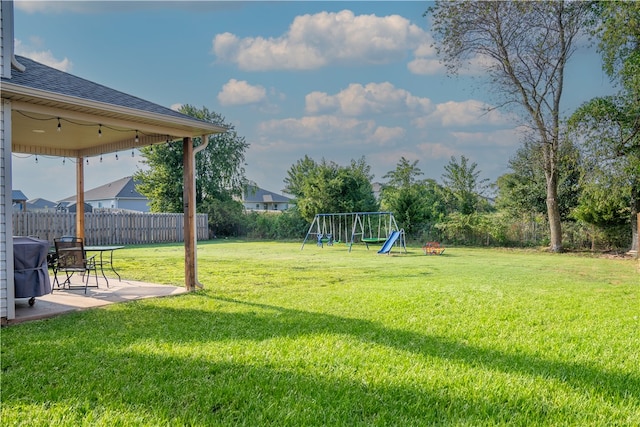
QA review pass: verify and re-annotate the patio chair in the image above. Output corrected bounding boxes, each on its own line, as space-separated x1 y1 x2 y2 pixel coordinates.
54 237 99 293
48 235 74 288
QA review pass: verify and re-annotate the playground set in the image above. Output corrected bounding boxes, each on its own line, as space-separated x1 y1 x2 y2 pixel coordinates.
301 212 407 254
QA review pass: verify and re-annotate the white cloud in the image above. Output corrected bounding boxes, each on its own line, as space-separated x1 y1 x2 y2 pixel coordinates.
416 142 458 159
14 39 72 72
450 127 524 148
371 126 405 146
407 40 446 75
407 37 493 77
414 100 512 128
407 58 444 75
212 10 429 71
258 115 375 142
305 82 433 117
217 79 267 106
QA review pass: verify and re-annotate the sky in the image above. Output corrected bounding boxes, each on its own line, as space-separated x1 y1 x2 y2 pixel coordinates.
11 0 616 202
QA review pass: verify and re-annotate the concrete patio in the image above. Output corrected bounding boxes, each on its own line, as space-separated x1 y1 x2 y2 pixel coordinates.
9 276 187 325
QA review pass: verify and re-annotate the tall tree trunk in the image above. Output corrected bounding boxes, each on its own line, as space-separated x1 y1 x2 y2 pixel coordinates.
546 170 563 253
630 184 639 254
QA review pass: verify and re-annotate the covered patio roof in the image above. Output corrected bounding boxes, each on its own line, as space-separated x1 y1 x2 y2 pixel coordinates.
3 55 225 295
3 55 225 157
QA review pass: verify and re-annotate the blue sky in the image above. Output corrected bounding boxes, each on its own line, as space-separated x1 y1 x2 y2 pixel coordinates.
12 1 616 202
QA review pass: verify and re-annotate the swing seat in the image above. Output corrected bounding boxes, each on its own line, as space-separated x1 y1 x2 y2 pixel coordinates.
362 237 388 244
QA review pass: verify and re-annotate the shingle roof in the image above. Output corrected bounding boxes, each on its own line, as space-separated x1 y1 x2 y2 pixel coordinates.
60 176 145 202
3 55 210 125
244 187 292 203
26 198 57 210
11 190 28 201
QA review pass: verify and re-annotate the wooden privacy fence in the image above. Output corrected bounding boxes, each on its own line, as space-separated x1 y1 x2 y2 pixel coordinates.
13 211 209 245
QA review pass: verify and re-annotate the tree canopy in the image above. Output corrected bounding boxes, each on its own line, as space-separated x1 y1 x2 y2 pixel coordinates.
427 0 592 252
134 105 248 234
283 156 378 222
380 157 445 236
567 1 640 252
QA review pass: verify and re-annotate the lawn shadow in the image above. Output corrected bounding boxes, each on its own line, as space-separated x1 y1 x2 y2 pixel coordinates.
206 296 639 402
2 294 637 425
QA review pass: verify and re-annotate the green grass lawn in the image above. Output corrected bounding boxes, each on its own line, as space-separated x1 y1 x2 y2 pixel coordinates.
2 241 639 426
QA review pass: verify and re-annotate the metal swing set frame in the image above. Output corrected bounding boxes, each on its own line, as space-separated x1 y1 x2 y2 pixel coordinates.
301 211 404 252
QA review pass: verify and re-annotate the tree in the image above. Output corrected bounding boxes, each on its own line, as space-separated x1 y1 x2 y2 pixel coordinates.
496 136 581 221
282 155 317 199
283 156 378 222
383 157 424 189
427 1 592 252
381 157 445 236
135 105 248 233
441 155 490 215
568 2 640 252
570 96 639 252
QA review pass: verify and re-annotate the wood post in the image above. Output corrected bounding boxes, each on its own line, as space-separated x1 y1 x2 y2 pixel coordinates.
76 155 85 241
183 137 196 291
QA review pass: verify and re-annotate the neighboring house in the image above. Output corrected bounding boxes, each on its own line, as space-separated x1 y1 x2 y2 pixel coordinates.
26 198 57 212
55 201 93 213
242 186 292 212
11 189 27 211
59 176 149 212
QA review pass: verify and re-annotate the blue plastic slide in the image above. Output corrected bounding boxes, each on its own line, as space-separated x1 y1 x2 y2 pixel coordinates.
377 230 401 254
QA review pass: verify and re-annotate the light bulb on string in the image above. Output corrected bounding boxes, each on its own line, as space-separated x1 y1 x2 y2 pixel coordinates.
57 118 61 132
100 154 103 163
131 148 134 157
135 131 139 143
62 157 66 165
35 155 38 164
98 125 102 137
86 158 89 165
115 152 119 160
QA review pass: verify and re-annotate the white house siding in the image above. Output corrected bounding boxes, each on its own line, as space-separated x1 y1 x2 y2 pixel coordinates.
1 99 16 321
243 202 289 212
89 198 150 212
1 0 5 77
1 1 17 321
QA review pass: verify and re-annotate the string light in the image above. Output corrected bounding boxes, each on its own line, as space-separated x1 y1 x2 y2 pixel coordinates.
14 111 173 166
17 112 158 141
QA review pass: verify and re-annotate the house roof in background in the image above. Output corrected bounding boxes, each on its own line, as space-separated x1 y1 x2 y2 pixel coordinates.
11 190 28 201
26 198 57 210
244 187 292 204
61 176 145 202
